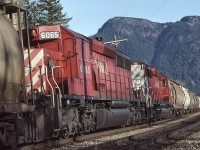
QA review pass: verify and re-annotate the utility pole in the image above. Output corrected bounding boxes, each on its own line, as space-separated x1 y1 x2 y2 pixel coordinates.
104 35 127 49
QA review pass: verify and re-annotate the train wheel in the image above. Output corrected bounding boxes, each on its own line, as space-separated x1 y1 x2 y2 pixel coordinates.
131 117 137 126
78 125 85 135
7 129 18 149
60 128 70 139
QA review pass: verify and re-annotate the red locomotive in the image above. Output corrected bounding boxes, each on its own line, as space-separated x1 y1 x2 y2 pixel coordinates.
131 62 174 120
27 26 132 100
0 1 199 148
24 25 133 138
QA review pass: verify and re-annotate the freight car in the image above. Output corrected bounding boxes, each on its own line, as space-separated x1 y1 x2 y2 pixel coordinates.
170 81 200 115
0 1 200 148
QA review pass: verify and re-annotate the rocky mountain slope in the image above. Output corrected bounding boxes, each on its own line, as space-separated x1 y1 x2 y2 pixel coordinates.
93 16 200 94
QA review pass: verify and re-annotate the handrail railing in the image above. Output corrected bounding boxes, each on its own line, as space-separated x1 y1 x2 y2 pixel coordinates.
43 65 55 108
52 66 64 108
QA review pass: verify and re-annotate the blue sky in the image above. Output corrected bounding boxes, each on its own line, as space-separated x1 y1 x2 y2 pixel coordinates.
61 0 200 36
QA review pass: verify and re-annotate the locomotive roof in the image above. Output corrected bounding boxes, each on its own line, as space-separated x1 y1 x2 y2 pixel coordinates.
131 61 149 66
30 25 130 60
60 26 89 41
89 37 130 60
30 25 89 42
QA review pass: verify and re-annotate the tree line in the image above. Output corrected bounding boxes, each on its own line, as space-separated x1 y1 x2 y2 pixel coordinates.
25 0 72 27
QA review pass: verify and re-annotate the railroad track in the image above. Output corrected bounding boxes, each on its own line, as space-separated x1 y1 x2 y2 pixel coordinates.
53 112 200 150
162 126 200 150
121 119 200 150
16 112 200 150
17 138 73 150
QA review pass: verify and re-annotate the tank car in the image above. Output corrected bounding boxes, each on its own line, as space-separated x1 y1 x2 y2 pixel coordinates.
0 1 37 147
0 13 24 148
182 86 191 113
0 14 24 111
170 81 199 115
187 91 199 112
198 97 200 110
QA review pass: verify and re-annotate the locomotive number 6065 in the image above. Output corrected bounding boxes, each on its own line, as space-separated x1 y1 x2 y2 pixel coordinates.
40 31 60 39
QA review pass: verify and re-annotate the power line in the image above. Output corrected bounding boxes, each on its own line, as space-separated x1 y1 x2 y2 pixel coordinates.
106 0 137 46
122 0 137 16
149 0 171 19
122 0 132 16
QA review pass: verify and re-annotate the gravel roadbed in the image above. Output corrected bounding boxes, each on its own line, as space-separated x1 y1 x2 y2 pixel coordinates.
162 128 200 150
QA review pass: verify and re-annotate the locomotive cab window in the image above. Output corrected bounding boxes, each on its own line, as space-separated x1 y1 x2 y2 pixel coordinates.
141 65 144 70
162 79 167 87
116 55 124 68
124 59 131 69
145 69 152 77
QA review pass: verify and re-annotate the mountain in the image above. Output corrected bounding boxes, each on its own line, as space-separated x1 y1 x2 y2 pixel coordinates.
94 17 164 65
93 16 200 94
152 16 200 93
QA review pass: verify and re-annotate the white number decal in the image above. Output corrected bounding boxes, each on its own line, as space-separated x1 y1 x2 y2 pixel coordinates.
80 65 90 74
40 31 60 39
94 60 108 74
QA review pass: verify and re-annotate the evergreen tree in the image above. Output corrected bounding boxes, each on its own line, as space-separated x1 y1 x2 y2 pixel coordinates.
25 0 71 27
24 0 38 27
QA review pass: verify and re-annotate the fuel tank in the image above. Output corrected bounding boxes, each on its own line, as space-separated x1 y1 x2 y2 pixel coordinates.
108 100 130 108
96 109 130 129
0 15 24 111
